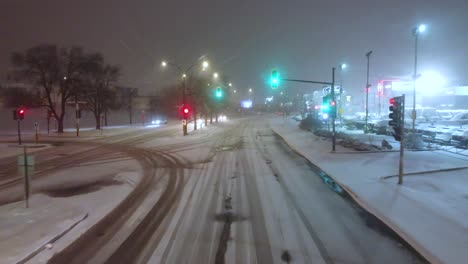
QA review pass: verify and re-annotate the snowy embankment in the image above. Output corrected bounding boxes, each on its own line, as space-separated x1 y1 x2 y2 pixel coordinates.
270 117 468 264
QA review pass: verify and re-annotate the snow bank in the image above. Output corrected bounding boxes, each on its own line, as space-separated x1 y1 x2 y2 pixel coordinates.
270 117 468 264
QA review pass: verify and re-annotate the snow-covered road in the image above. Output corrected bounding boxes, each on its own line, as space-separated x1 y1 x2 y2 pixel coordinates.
2 116 427 263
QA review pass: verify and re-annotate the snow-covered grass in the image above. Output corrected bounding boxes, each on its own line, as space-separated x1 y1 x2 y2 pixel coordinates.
0 146 142 263
0 143 54 159
270 117 468 264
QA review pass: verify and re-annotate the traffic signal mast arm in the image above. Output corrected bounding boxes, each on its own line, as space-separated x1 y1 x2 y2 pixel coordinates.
281 78 332 85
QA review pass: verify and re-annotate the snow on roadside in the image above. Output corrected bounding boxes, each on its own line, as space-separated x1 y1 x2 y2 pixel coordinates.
0 153 142 264
0 194 87 264
270 117 468 264
0 143 54 159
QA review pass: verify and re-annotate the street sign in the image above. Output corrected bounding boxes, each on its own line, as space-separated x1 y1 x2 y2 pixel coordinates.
18 155 35 176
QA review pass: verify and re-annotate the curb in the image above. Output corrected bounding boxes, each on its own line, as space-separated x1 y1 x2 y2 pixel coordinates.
382 166 468 179
272 127 441 264
17 213 88 264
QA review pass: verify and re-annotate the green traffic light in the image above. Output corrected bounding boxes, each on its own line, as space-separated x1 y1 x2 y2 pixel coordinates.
321 104 330 112
215 87 223 98
271 69 279 89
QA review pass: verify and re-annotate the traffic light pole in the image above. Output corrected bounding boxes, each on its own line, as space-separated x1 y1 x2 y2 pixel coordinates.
398 94 406 184
182 78 188 136
17 119 22 145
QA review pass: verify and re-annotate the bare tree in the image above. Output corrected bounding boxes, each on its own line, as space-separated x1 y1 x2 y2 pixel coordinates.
10 44 87 132
81 55 120 129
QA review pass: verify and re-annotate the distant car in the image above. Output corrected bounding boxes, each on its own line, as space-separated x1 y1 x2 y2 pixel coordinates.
438 111 468 126
151 119 168 125
369 116 390 135
420 125 439 142
451 128 468 148
434 126 458 144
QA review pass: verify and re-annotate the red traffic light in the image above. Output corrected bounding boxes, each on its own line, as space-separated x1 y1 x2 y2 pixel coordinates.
389 98 395 106
19 109 24 114
183 108 189 114
330 101 336 106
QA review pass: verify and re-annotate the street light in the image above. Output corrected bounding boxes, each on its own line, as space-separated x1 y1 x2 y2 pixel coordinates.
213 72 219 79
161 61 167 67
365 51 373 133
233 90 237 93
339 63 347 126
249 88 252 93
182 73 187 79
411 23 427 132
202 61 209 70
228 83 232 87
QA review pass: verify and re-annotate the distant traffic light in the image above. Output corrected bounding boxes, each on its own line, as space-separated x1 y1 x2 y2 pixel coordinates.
17 108 25 120
330 100 337 118
270 69 279 89
322 94 331 112
215 87 223 98
181 104 190 119
388 96 405 141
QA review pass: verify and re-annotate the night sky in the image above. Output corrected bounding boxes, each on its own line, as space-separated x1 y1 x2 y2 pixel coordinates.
1 0 467 100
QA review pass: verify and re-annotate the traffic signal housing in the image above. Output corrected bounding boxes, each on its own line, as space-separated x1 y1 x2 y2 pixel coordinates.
17 108 25 120
215 87 223 99
181 104 191 120
322 94 331 112
388 96 405 141
270 69 279 89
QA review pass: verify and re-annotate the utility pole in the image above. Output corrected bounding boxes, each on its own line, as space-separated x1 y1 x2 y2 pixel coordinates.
412 31 419 132
365 51 373 133
331 67 336 152
75 93 80 137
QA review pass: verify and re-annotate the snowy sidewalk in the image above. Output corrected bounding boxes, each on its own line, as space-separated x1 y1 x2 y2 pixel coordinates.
0 195 87 264
270 117 468 264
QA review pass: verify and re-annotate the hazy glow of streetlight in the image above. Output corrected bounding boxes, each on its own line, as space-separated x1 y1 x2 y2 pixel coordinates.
213 72 219 79
248 88 252 93
63 76 67 80
280 91 283 95
341 63 347 70
418 24 427 33
233 90 237 93
202 61 209 69
228 83 232 87
182 73 187 79
161 61 167 67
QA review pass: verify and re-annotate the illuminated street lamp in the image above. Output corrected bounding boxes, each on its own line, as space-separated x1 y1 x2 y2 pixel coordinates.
233 90 237 93
182 73 187 79
161 61 167 67
228 83 232 87
248 88 252 93
202 61 209 70
339 63 348 125
213 72 219 79
411 23 428 131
